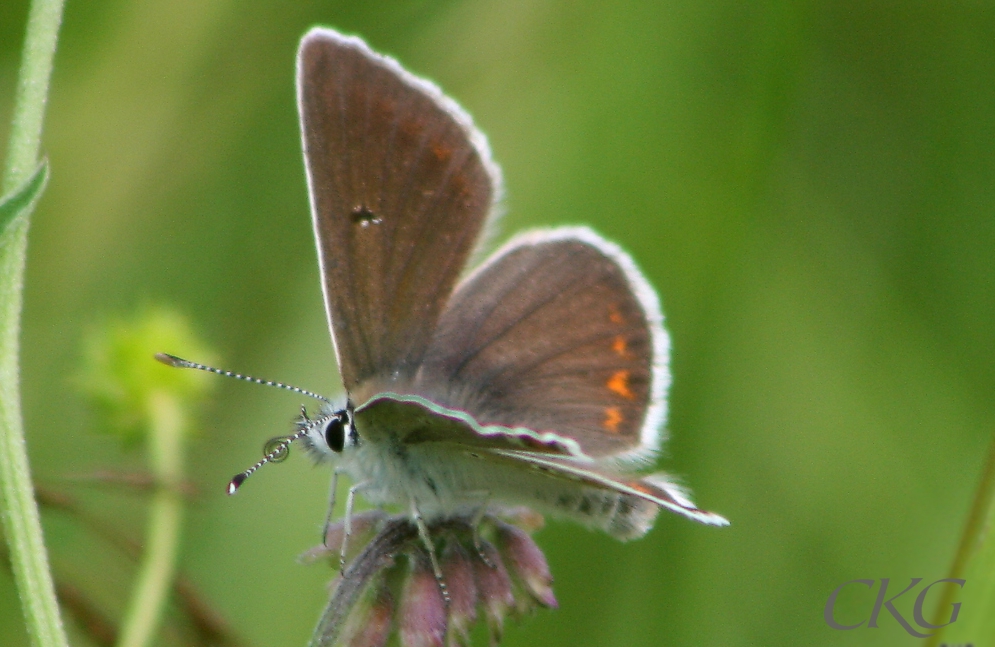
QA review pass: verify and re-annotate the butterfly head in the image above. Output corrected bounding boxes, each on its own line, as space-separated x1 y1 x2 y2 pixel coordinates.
300 402 358 461
152 353 365 492
224 402 356 495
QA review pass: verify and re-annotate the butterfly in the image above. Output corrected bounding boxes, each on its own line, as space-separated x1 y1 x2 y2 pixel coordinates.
161 26 726 583
286 26 727 549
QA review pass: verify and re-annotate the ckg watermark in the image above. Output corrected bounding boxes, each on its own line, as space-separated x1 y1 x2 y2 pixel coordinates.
824 578 965 638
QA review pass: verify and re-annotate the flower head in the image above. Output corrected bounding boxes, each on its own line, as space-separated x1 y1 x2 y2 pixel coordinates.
305 508 555 647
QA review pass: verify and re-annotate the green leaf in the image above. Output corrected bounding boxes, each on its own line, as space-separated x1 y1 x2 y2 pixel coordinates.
0 160 48 237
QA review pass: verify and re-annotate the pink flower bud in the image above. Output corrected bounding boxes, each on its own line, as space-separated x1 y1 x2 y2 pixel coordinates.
337 580 394 647
496 522 557 609
441 540 477 646
399 553 448 647
472 540 515 644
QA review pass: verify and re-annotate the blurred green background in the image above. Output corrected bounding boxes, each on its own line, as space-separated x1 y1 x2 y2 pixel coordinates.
2 1 994 646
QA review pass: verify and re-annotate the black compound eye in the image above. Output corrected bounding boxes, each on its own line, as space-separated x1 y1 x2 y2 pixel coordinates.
323 417 345 453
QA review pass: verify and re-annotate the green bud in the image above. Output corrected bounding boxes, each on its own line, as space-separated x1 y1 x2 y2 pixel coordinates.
78 306 214 445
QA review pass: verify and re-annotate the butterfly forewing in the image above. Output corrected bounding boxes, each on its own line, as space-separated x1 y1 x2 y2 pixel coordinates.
298 29 500 395
411 227 669 463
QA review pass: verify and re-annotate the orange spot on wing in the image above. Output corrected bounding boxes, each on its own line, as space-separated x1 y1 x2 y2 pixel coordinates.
607 370 636 400
603 407 624 433
612 335 629 357
608 306 624 325
629 482 657 496
432 143 452 161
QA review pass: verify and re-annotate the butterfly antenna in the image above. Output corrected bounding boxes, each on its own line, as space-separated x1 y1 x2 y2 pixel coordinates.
226 427 309 495
226 408 344 494
155 352 331 403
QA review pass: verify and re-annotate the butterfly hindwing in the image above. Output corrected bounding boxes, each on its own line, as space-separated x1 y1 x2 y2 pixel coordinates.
486 449 729 527
409 227 669 465
354 393 589 458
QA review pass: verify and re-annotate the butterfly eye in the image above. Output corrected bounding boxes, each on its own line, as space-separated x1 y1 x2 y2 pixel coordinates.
323 417 345 453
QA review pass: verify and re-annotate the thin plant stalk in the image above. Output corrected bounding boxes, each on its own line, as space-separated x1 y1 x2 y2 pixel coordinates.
115 391 187 647
2 0 64 192
925 430 995 646
0 0 68 646
78 310 212 647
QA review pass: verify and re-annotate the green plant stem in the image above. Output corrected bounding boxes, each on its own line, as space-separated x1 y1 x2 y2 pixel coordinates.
925 429 995 646
3 0 65 192
116 391 187 647
0 1 67 647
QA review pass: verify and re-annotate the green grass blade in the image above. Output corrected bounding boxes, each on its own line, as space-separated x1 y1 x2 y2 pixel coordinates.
925 433 995 645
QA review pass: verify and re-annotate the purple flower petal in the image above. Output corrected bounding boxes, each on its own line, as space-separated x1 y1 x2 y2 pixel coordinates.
338 580 394 647
399 553 448 647
472 540 515 644
441 540 478 646
496 522 557 609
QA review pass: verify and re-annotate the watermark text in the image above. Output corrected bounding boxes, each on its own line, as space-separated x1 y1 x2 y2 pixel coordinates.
824 578 965 638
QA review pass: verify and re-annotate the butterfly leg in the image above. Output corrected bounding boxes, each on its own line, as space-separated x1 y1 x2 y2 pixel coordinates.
410 498 450 605
339 480 370 572
465 491 496 568
321 469 340 547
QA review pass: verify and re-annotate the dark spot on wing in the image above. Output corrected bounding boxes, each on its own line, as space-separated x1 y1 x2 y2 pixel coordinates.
351 205 382 227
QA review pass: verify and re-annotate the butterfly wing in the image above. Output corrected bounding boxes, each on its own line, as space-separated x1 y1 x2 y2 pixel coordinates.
408 226 669 466
354 393 591 458
297 29 501 397
352 394 727 534
482 448 728 534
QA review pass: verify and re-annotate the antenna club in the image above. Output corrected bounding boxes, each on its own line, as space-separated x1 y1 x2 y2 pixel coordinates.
227 472 248 495
155 352 185 367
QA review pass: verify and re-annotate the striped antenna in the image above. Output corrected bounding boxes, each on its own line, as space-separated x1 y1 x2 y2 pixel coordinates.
155 353 330 403
226 411 342 494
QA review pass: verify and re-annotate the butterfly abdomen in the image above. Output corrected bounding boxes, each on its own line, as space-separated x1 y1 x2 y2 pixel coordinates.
545 489 659 540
